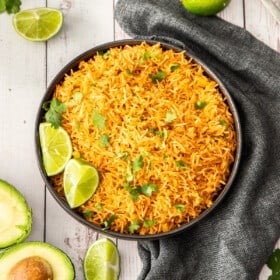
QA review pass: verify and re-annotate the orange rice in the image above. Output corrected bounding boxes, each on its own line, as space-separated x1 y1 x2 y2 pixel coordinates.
50 42 236 235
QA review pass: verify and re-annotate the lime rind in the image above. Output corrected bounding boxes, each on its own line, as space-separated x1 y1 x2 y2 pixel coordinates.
12 8 63 42
181 0 231 16
84 238 120 280
0 179 32 249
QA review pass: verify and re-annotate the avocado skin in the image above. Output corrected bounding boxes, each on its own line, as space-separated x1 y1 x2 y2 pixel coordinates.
0 179 32 249
0 241 75 280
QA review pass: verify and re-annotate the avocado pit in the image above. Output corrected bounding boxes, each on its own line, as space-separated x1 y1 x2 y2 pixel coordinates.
8 256 53 280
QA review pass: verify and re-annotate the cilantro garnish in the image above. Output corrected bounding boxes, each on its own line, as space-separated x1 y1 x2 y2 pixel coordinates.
170 64 180 71
100 134 110 147
267 248 280 280
103 215 118 230
174 204 185 212
220 119 227 126
0 0 21 14
124 182 158 201
129 188 141 201
140 183 158 197
149 71 166 83
92 109 106 130
83 210 94 218
195 101 207 109
132 155 144 172
97 49 110 59
128 220 140 234
125 171 134 182
138 51 153 64
42 98 67 128
143 219 157 228
156 129 168 141
95 203 103 211
175 160 189 170
126 69 133 76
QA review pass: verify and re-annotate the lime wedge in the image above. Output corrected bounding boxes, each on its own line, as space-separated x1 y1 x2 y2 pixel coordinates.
181 0 231 16
39 122 72 176
84 238 120 280
63 159 99 208
12 8 63 41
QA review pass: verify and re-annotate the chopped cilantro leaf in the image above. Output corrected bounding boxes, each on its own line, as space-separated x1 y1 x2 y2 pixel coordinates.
128 220 140 234
126 69 133 75
123 183 139 201
132 155 144 172
267 248 280 280
149 128 167 138
92 109 106 130
195 101 207 109
138 51 153 64
170 64 180 71
174 204 185 212
98 49 110 59
220 119 227 126
124 182 158 201
43 98 67 128
95 203 103 211
100 134 110 147
103 215 118 230
125 172 134 182
175 160 189 169
0 0 6 12
130 189 140 201
143 219 157 228
140 183 158 197
157 129 168 141
165 111 177 123
0 0 21 14
149 71 166 83
83 210 94 218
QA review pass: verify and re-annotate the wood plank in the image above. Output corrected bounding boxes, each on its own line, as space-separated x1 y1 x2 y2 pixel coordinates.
0 1 46 242
45 1 115 279
117 239 143 279
219 0 244 27
245 0 280 51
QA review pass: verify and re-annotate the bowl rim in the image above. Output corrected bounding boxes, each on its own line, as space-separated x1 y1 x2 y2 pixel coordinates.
35 39 242 240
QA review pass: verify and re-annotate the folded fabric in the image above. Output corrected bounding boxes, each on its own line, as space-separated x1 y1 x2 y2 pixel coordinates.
115 1 280 279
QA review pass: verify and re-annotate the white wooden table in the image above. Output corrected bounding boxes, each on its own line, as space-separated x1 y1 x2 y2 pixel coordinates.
0 0 279 279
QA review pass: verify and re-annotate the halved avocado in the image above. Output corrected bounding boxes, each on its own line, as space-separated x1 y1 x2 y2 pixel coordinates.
0 179 32 248
0 241 75 279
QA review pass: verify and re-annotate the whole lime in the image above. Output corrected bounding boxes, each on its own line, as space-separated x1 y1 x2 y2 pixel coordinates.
181 0 231 16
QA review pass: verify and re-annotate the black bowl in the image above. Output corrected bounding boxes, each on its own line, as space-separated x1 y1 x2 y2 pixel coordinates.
35 39 242 240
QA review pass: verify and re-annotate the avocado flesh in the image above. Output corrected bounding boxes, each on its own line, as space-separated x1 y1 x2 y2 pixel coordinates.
0 180 32 249
0 241 75 280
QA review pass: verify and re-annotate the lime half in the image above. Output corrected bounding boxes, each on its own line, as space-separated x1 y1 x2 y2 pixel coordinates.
12 8 63 41
63 159 99 208
84 238 120 280
181 0 231 16
39 122 72 176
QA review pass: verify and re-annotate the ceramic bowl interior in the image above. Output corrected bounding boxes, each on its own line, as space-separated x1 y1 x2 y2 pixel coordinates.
35 39 242 240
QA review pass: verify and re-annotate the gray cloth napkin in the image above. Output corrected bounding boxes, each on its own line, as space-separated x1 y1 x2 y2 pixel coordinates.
115 0 280 279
